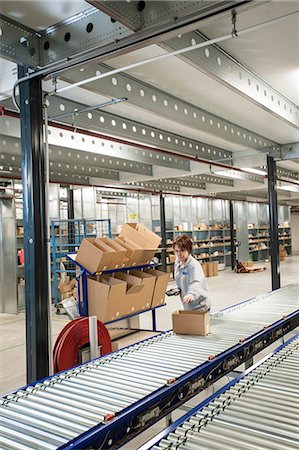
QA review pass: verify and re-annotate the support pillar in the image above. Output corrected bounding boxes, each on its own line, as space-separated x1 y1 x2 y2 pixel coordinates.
229 200 236 270
18 65 50 383
267 155 280 290
159 193 167 272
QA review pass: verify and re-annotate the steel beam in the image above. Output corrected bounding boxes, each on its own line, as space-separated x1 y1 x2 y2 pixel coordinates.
277 166 299 181
1 1 249 69
61 62 278 151
152 177 206 189
159 193 167 272
279 143 299 161
182 174 234 187
267 155 280 290
126 181 181 193
47 145 151 177
214 169 265 183
18 65 50 383
87 1 247 33
0 14 40 66
161 30 299 128
46 94 229 164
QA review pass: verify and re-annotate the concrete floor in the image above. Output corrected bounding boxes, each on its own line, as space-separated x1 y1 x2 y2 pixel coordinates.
0 256 298 447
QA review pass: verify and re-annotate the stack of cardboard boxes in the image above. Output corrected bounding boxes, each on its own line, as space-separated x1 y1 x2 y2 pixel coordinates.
201 261 218 277
279 244 287 261
75 223 169 322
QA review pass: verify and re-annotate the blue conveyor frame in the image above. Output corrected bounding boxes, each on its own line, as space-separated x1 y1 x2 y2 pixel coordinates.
139 331 299 450
57 308 299 449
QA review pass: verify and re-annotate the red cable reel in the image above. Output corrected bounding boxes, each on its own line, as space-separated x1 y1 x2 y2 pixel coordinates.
53 317 112 373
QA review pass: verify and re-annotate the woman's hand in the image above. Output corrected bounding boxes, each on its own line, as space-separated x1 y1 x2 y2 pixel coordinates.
183 295 194 303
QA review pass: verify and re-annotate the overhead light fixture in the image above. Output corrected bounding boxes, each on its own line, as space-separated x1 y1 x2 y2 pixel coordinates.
241 168 267 176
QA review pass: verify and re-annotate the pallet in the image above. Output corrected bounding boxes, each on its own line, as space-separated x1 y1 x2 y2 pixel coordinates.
235 266 266 273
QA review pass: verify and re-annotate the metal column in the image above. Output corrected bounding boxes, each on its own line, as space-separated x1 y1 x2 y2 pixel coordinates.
229 200 236 270
67 186 76 274
18 65 50 383
267 155 280 290
159 193 167 272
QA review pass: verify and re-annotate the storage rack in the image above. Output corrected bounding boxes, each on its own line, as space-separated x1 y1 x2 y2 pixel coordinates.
51 219 111 305
0 283 298 450
141 332 299 450
67 254 164 331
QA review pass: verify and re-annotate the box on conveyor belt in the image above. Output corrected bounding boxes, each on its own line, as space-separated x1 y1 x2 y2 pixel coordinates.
115 236 155 266
87 274 150 322
144 268 169 307
119 223 161 249
172 310 210 336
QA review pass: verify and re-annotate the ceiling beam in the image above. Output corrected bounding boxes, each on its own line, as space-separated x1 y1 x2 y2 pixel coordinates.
160 30 299 129
125 180 182 193
181 174 234 187
61 62 278 152
0 14 40 66
0 111 190 172
1 2 250 70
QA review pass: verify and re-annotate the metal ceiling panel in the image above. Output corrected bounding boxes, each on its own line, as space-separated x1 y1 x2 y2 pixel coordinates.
161 30 299 128
61 62 279 151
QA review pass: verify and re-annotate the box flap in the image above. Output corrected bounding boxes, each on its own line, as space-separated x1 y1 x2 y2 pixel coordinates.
126 284 144 294
119 223 161 249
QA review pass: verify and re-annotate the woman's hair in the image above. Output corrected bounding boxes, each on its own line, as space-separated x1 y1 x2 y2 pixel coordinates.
173 234 192 254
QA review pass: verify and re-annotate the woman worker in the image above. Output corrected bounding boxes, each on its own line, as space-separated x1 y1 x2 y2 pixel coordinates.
173 234 210 311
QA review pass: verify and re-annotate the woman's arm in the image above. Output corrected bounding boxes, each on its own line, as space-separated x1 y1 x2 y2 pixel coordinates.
185 264 208 302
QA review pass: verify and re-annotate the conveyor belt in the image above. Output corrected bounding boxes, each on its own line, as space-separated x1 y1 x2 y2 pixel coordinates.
142 333 299 450
0 283 298 449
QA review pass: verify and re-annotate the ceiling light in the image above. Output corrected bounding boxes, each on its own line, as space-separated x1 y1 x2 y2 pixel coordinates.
241 168 267 176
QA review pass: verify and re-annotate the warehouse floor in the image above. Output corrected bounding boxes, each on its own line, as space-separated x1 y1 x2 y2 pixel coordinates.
1 256 298 399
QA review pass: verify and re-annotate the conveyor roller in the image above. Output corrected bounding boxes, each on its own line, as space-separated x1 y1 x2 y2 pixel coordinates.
144 333 299 450
0 283 298 449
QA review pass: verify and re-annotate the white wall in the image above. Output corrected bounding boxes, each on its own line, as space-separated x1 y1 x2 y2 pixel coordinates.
290 211 299 255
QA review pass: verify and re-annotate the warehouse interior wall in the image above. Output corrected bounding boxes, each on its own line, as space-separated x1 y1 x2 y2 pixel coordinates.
290 211 299 255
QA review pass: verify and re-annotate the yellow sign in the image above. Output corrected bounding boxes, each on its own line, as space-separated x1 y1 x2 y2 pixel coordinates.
128 213 138 221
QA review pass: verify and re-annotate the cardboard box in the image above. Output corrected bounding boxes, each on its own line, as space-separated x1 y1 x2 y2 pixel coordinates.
144 268 169 307
119 223 161 249
172 310 210 336
97 237 128 269
115 236 156 266
113 272 153 312
76 238 115 273
88 275 145 322
207 262 214 277
129 270 156 309
58 276 77 295
213 261 219 276
201 262 208 277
